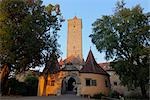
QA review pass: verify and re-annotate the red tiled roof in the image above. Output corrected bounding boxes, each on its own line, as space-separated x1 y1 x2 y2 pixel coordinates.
63 55 83 65
80 50 109 75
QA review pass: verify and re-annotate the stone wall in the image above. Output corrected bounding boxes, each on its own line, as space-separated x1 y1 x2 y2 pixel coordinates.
67 17 82 59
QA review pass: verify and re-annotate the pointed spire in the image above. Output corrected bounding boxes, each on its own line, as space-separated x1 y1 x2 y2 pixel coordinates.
80 49 109 75
74 16 77 19
86 49 95 62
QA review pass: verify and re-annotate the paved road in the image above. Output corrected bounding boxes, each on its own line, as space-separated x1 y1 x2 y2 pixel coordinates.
0 94 93 100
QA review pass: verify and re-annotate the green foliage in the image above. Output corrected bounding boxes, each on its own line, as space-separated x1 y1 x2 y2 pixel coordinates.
0 0 63 73
25 75 38 87
7 78 27 95
125 95 149 100
90 1 149 97
109 90 121 98
92 92 104 99
25 76 38 96
3 76 38 96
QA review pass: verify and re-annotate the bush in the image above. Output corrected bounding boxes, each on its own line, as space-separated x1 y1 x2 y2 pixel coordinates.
25 76 38 96
92 92 104 99
109 90 121 98
125 95 149 100
7 78 27 95
2 76 38 96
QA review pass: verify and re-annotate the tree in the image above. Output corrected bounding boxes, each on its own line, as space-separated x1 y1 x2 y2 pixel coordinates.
90 1 150 97
0 0 63 74
7 78 27 95
25 75 38 96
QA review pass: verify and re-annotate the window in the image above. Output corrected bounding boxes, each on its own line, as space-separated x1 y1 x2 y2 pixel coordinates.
85 79 97 86
51 80 55 86
86 79 91 86
105 80 109 87
92 80 97 86
114 82 117 86
47 80 55 86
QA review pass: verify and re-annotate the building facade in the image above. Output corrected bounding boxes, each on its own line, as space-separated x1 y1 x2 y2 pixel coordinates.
37 17 111 96
99 62 142 96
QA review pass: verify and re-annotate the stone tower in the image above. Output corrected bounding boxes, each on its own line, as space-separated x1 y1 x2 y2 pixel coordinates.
67 16 82 60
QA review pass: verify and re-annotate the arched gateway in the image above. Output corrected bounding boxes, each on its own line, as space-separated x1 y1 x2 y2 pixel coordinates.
61 74 81 95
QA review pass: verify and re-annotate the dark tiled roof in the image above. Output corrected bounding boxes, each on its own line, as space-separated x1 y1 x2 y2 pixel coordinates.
80 50 109 75
61 65 79 71
63 55 84 65
43 53 60 74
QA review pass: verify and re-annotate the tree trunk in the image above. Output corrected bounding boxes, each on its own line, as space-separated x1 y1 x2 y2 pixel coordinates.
1 64 11 95
140 84 147 97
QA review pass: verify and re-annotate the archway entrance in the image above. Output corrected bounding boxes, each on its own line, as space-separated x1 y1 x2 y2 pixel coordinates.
67 77 76 91
61 77 78 95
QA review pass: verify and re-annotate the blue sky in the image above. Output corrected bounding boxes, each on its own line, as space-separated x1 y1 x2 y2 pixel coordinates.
42 0 150 63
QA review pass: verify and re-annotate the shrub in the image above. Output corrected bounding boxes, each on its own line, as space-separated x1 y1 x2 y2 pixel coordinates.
3 77 38 96
25 76 38 96
7 78 27 95
92 92 104 99
109 90 121 98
